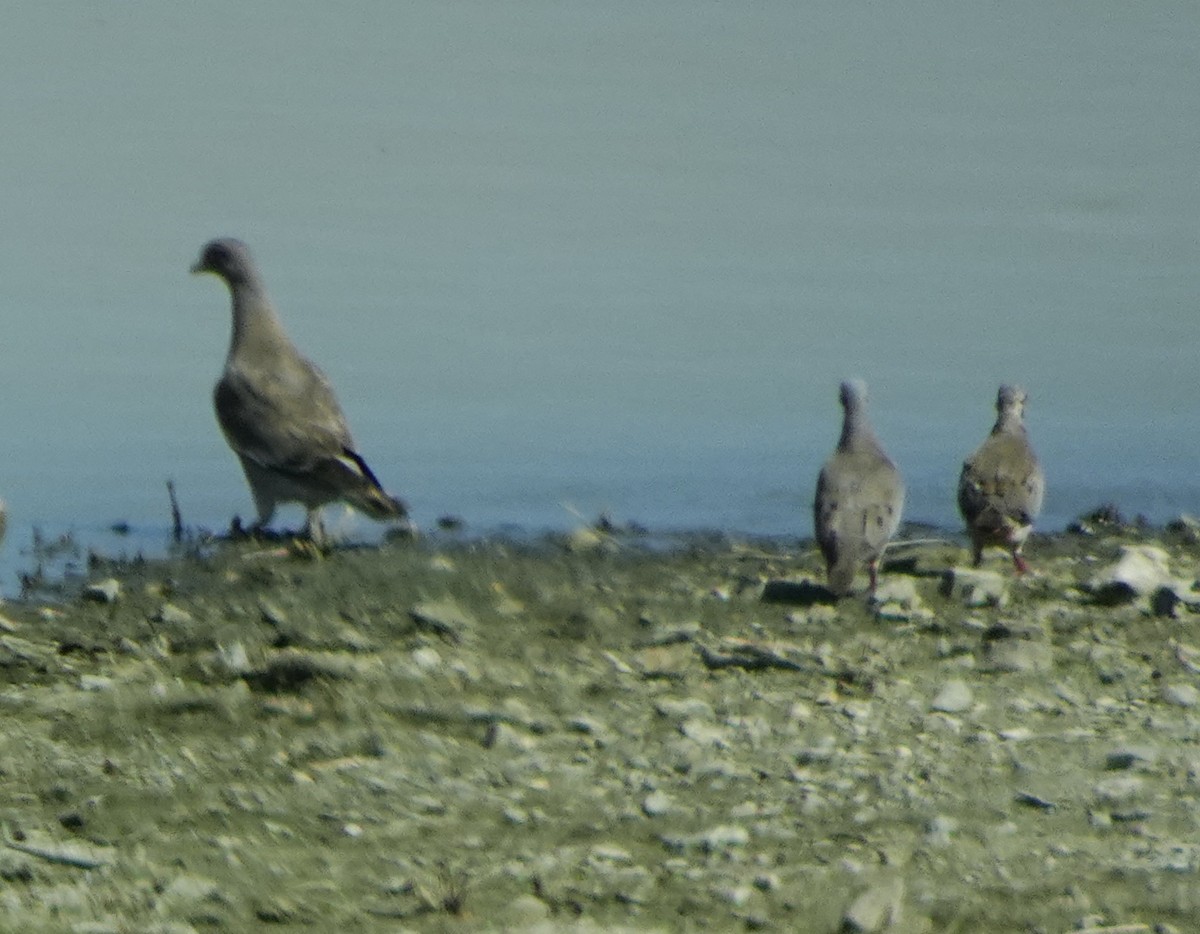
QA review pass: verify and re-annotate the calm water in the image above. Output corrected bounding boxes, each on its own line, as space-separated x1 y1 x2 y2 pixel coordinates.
1 3 1198 588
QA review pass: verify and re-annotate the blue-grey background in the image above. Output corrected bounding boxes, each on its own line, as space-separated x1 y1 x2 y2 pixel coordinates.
1 3 1197 586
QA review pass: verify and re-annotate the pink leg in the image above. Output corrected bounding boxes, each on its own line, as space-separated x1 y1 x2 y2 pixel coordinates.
1012 551 1029 575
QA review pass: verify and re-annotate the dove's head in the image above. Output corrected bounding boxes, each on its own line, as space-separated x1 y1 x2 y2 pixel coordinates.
191 238 258 286
839 379 869 412
996 384 1027 416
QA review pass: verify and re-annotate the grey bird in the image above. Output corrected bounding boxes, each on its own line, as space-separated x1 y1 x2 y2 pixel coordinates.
813 379 905 596
191 238 407 542
957 384 1044 574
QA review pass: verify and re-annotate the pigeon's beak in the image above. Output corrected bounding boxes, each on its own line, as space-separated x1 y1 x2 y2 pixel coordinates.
189 260 206 275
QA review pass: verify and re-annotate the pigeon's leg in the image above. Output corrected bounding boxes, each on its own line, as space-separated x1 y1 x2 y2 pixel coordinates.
867 560 879 595
248 500 275 537
302 509 326 546
1012 548 1029 575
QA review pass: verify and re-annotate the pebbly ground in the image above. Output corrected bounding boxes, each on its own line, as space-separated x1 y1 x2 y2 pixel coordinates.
1 517 1200 933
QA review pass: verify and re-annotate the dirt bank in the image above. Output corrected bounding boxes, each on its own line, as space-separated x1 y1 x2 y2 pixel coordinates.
1 521 1198 932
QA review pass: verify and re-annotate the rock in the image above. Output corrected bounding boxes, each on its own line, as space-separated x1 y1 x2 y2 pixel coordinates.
655 697 715 720
499 894 550 926
1089 545 1174 603
981 624 1052 673
1104 746 1158 771
82 578 121 603
257 599 288 626
925 815 957 846
483 722 537 752
153 603 194 626
409 599 476 642
1093 775 1144 805
410 646 442 671
661 824 750 854
642 791 673 817
679 718 731 748
870 577 923 610
930 679 973 713
843 876 904 932
1152 585 1183 618
212 641 251 676
1161 682 1200 708
941 567 1008 607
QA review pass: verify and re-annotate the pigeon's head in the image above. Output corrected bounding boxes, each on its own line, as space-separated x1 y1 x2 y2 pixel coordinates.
838 379 869 412
191 238 257 286
996 384 1027 416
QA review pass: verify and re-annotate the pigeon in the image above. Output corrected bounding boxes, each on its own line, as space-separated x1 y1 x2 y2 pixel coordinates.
191 237 407 542
957 384 1044 574
813 379 905 596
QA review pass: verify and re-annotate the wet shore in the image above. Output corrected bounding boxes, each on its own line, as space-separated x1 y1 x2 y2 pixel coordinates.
2 517 1199 931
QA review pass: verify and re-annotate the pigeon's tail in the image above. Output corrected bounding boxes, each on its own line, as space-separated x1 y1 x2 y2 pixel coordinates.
339 449 409 521
352 486 409 521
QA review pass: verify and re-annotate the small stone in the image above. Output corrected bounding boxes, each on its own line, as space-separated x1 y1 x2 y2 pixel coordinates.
941 567 1008 607
661 824 750 854
1162 683 1200 708
655 698 715 720
499 895 550 926
410 599 476 642
1089 545 1174 603
843 877 904 933
680 718 730 748
483 722 537 752
564 527 606 552
162 873 221 904
1152 585 1182 618
1104 746 1158 771
926 815 957 846
258 599 288 626
931 679 973 713
153 603 194 626
82 578 121 603
79 675 114 692
215 641 252 675
990 639 1053 673
589 844 633 864
717 885 753 906
1093 775 1144 805
410 647 442 671
871 578 924 612
642 791 673 817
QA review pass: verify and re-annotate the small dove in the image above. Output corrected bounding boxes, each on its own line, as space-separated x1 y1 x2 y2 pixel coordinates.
191 238 407 542
813 380 905 596
957 384 1044 574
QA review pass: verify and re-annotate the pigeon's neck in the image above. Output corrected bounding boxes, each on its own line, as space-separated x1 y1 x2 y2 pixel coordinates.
227 281 293 362
839 408 877 451
992 409 1025 436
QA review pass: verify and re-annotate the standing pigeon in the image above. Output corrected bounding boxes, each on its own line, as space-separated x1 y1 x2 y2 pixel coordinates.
191 238 407 542
957 384 1044 574
813 380 905 596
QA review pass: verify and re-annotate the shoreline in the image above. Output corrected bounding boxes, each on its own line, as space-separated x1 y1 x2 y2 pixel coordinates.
1 518 1198 929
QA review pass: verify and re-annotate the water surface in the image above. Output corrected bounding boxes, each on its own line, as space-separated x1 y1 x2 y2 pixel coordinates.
1 2 1198 587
